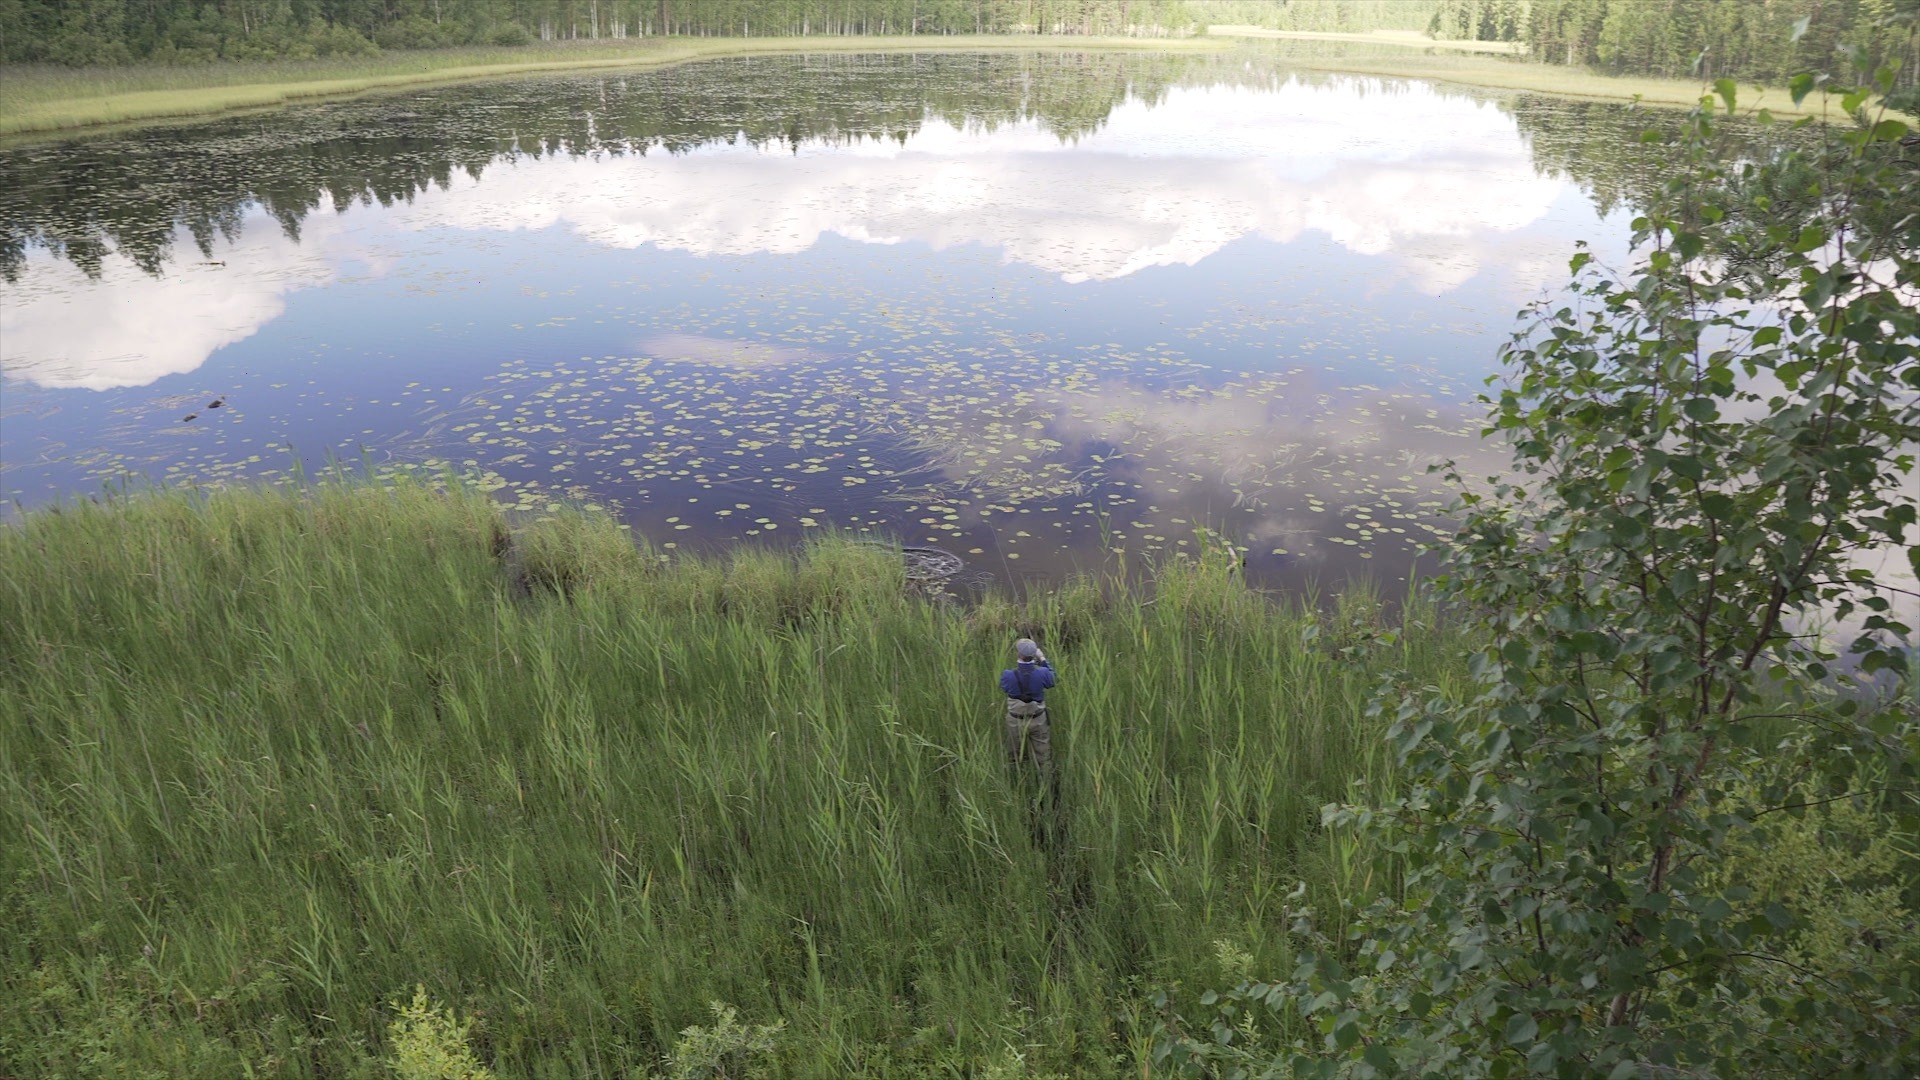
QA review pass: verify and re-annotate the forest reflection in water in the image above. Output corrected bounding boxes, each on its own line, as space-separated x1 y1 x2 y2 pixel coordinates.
0 50 1670 594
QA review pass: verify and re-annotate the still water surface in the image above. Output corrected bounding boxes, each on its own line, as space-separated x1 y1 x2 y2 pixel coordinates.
1 51 1651 593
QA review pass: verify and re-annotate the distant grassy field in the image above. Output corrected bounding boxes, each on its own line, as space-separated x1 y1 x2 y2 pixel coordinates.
0 34 1224 138
1224 36 1841 117
0 480 1460 1075
1207 25 1527 55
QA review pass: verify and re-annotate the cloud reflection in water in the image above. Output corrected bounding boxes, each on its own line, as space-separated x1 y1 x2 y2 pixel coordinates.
0 65 1627 596
3 78 1575 391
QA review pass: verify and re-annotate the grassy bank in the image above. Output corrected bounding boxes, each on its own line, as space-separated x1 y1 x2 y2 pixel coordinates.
1225 36 1840 117
1207 25 1526 55
1 27 1855 140
0 481 1460 1076
0 34 1223 138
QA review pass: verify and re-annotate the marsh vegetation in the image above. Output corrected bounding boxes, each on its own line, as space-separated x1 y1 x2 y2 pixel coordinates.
0 479 1456 1075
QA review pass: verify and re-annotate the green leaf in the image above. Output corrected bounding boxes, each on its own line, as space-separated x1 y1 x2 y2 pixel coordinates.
1699 492 1736 520
1505 1012 1539 1046
1870 119 1911 142
1790 226 1828 254
1714 78 1737 113
1501 639 1533 669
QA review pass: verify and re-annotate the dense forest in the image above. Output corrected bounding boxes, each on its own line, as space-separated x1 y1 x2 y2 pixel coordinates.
1431 0 1917 86
5 0 1911 89
0 0 1427 64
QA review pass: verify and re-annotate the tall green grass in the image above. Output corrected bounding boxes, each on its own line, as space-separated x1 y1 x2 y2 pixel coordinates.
0 482 1465 1075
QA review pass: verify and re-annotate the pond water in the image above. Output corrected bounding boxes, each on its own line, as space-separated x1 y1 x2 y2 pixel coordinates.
1 50 1659 594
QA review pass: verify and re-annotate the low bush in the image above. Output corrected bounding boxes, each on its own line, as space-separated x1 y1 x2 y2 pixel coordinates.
486 23 533 48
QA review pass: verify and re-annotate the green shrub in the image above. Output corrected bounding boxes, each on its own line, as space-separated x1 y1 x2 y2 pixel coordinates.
308 23 380 58
1162 51 1919 1080
45 33 132 67
667 1002 784 1079
512 503 656 595
374 17 458 51
388 986 494 1080
486 23 534 47
1701 788 1920 1062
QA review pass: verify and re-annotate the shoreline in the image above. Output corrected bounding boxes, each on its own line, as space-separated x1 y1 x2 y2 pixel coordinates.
1205 25 1527 55
0 31 1845 141
1242 43 1836 117
0 34 1223 139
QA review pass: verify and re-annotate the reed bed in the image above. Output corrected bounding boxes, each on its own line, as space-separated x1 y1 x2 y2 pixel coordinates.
0 481 1466 1075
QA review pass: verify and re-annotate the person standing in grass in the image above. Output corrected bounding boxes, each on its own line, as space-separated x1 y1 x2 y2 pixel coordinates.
1001 638 1056 770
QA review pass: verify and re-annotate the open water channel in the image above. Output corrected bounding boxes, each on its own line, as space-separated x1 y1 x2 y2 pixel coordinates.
1 49 1660 594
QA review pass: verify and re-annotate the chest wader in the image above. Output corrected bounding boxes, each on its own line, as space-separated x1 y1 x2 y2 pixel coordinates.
1004 666 1052 770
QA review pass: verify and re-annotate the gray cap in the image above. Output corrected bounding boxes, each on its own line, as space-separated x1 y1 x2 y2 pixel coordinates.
1015 638 1041 660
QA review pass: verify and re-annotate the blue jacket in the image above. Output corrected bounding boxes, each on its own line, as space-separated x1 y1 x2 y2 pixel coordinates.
1000 660 1056 703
